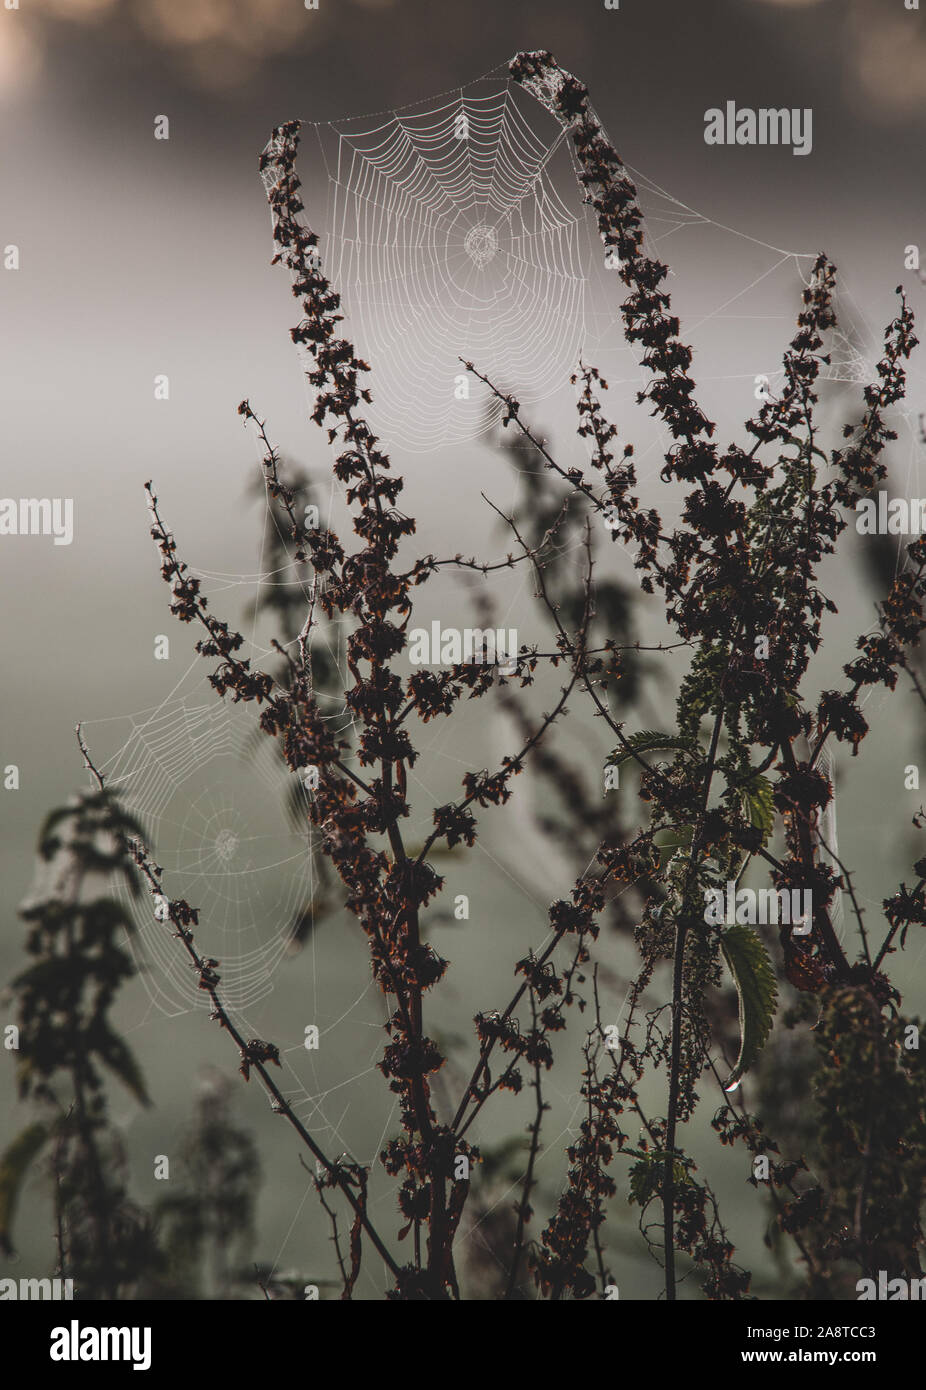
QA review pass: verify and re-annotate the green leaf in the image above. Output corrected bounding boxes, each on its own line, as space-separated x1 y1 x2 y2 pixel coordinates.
739 775 775 846
719 923 778 1092
627 1149 691 1207
607 731 697 769
0 1123 49 1252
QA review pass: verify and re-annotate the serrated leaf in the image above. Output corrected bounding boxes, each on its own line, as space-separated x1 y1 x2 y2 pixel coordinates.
627 1149 691 1207
607 731 697 769
720 923 778 1091
739 775 775 846
0 1123 49 1253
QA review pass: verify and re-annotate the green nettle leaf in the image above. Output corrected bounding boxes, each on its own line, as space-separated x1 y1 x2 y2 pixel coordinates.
627 1149 691 1207
607 731 698 769
720 924 778 1092
739 775 775 845
0 1122 49 1251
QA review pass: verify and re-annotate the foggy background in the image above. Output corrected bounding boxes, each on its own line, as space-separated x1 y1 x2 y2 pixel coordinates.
2 0 925 1298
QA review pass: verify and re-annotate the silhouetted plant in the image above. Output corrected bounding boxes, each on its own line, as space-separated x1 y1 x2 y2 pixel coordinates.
242 420 340 947
154 1070 260 1298
1 788 159 1297
60 49 926 1301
